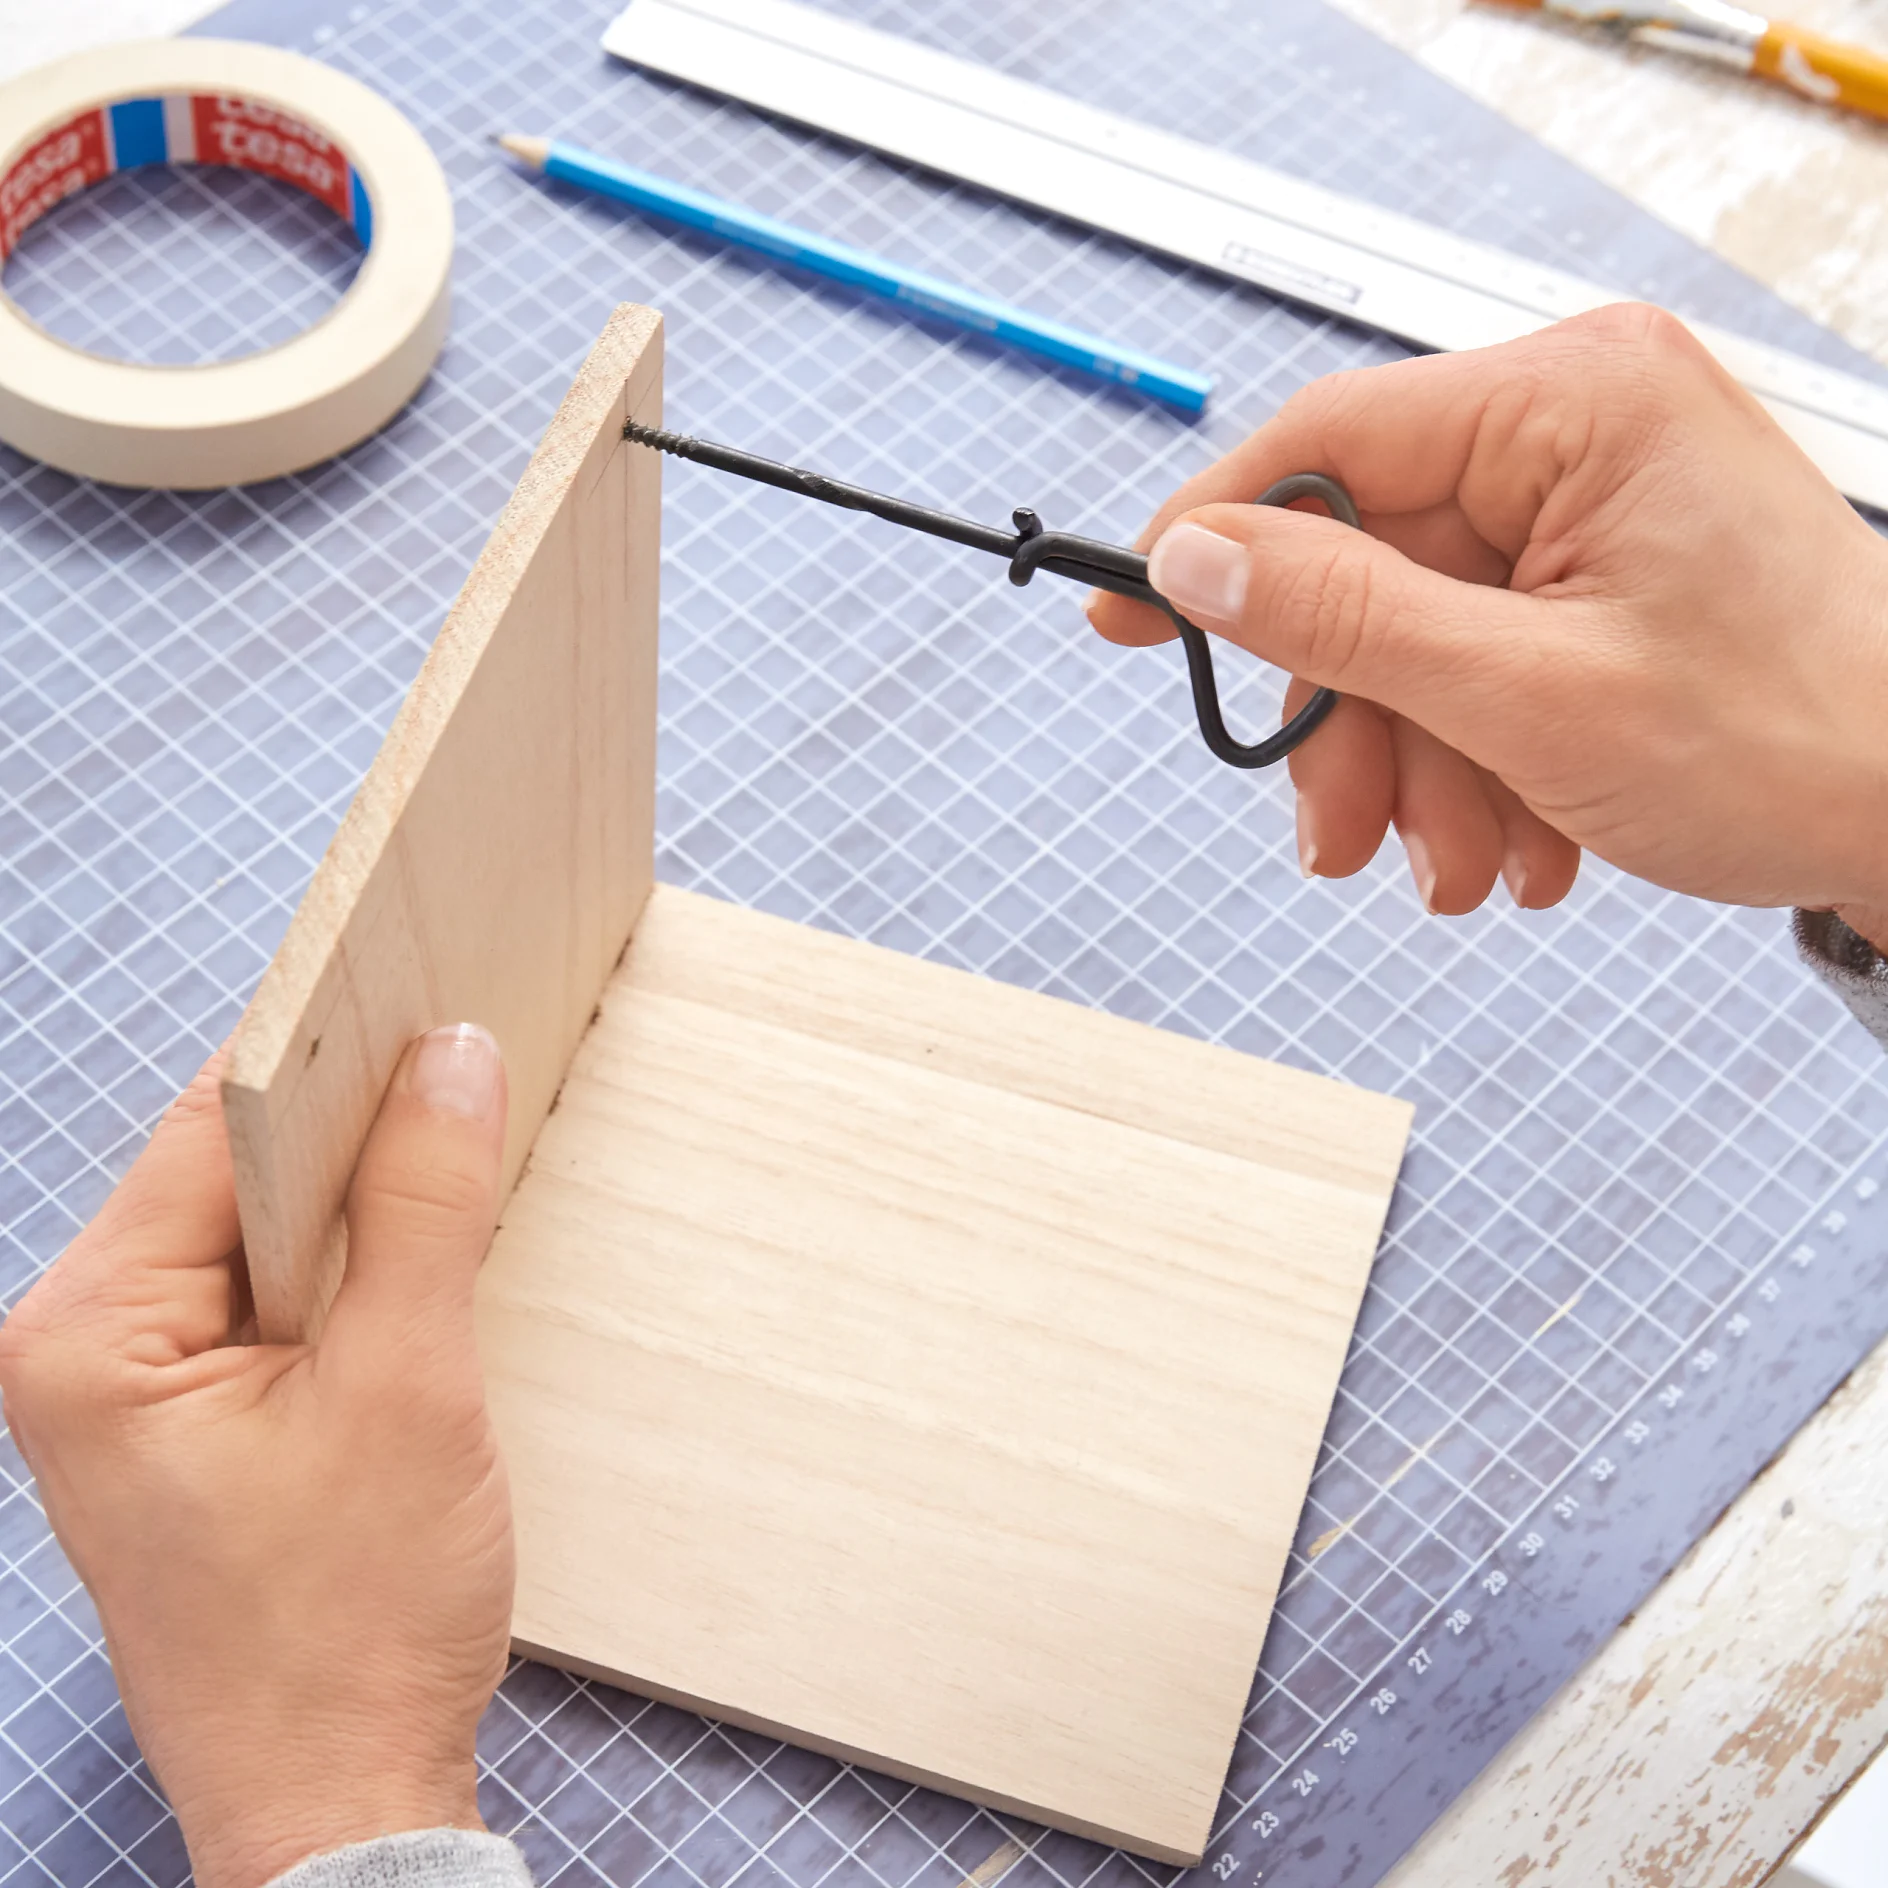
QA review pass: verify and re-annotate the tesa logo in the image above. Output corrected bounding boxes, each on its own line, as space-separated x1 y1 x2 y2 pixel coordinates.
192 94 349 219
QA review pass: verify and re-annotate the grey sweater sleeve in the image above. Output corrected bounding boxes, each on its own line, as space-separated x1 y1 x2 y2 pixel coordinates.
265 1831 534 1888
1794 909 1888 1050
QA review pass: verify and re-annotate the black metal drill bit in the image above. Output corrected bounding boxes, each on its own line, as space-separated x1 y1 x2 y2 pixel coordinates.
624 420 1353 769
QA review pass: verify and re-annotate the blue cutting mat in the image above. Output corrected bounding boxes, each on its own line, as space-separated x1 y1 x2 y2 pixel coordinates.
4 3 1888 1887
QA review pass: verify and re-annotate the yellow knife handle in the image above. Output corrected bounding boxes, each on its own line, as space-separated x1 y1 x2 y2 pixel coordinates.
1755 21 1888 121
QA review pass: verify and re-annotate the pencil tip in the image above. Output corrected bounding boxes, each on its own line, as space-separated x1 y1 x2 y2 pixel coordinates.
494 132 551 169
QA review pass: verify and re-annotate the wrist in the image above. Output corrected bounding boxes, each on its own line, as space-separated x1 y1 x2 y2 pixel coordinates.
178 1768 484 1888
1833 904 1888 958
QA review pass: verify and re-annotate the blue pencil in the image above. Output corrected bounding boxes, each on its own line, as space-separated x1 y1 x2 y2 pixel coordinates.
497 133 1212 413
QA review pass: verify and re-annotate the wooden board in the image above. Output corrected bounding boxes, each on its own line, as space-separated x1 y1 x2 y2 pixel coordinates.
222 302 664 1342
478 883 1411 1865
220 305 1409 1860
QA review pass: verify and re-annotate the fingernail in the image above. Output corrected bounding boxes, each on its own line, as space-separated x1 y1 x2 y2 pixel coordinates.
1501 850 1530 908
408 1023 502 1121
1296 798 1320 879
1405 832 1439 914
1147 522 1248 627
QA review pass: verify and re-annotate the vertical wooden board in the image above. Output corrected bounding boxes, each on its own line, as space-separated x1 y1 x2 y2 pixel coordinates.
223 304 663 1342
478 885 1410 1866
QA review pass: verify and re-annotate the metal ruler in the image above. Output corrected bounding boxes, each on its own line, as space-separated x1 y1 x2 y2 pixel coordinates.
604 0 1888 508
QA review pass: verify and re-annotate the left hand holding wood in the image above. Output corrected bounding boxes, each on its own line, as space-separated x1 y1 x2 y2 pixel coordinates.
0 1028 513 1888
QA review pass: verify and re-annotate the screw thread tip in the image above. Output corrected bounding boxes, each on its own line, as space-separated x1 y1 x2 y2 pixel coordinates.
623 420 693 455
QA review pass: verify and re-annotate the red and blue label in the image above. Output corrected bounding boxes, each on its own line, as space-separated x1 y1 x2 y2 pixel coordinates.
0 94 373 261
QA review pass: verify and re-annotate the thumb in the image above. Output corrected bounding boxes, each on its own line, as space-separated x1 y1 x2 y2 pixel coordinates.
322 1024 508 1367
1147 503 1559 752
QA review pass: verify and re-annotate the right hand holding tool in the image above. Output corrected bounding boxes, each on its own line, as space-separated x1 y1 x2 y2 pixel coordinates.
1089 303 1888 944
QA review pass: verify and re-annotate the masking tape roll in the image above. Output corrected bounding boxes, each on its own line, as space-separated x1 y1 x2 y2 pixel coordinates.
0 39 453 488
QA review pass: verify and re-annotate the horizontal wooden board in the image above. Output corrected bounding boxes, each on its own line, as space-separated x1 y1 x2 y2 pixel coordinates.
479 884 1411 1864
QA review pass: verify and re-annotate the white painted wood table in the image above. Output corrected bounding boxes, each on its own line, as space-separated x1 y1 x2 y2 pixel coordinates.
1331 10 1888 1881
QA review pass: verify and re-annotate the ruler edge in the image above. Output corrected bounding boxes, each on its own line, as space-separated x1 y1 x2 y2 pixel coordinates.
601 0 1888 510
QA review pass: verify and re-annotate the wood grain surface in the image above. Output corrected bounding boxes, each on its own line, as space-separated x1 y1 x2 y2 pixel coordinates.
479 884 1412 1866
223 303 663 1341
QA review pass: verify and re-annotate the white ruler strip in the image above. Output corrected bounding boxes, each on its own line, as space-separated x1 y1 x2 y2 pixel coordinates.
602 0 1888 509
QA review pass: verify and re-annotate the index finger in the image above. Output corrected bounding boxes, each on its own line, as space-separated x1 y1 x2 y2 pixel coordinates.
1094 303 1711 654
1089 343 1517 649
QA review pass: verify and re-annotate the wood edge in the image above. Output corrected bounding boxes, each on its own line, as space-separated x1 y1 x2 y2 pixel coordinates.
1190 1188 1387 1800
508 1640 1208 1867
218 1072 278 1297
634 884 1414 1193
224 303 663 1102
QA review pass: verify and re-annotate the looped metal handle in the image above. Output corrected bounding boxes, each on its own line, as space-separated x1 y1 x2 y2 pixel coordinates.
1161 472 1358 769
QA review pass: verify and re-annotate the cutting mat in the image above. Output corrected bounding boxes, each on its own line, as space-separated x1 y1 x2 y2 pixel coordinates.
3 2 1887 1887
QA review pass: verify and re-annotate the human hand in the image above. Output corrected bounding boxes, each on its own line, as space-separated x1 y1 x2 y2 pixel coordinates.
0 1027 513 1888
1088 305 1888 947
